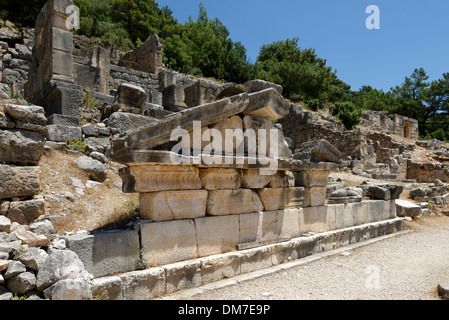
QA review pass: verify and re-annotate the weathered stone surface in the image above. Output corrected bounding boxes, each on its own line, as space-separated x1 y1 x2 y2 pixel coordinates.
257 188 305 211
81 123 98 137
206 189 263 216
294 169 330 188
46 124 82 142
139 190 208 221
4 260 27 279
7 272 36 296
43 278 92 300
18 247 48 271
47 114 80 126
269 171 295 188
74 156 107 182
119 34 164 74
303 187 327 207
120 268 166 300
91 276 123 300
7 199 45 224
200 252 241 284
112 93 250 161
115 83 147 114
1 104 46 134
199 168 242 190
162 84 187 111
239 211 281 244
209 115 244 155
241 169 272 189
64 229 140 278
244 89 290 121
357 184 404 201
0 129 45 165
104 112 157 133
328 187 363 204
0 243 12 260
120 165 202 193
140 220 198 266
0 216 11 233
294 139 342 164
36 249 87 291
0 165 41 200
13 227 50 247
300 206 336 234
242 115 272 157
395 199 422 218
244 79 283 95
214 83 245 101
164 260 202 294
195 215 240 257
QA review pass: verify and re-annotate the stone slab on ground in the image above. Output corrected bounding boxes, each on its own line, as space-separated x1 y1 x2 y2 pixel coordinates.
64 229 140 278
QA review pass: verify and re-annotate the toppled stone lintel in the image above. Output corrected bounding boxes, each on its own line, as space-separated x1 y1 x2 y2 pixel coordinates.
111 89 292 164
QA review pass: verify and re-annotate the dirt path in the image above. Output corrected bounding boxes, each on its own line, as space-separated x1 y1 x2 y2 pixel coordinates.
178 215 449 300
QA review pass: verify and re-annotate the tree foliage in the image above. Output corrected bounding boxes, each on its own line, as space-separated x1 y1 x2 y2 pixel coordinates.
0 0 46 28
254 38 349 106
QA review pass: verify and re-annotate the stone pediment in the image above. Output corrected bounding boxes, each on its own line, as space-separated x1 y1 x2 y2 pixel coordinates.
111 88 290 164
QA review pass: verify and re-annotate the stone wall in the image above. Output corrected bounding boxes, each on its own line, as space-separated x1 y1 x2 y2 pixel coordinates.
360 110 419 140
0 103 47 226
118 35 164 74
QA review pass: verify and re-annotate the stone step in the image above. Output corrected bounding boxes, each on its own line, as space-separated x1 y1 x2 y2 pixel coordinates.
91 217 407 300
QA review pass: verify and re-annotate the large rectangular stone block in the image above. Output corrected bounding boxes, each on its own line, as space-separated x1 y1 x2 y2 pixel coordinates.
240 246 273 274
206 189 263 216
200 252 241 284
244 89 290 121
120 165 202 193
300 206 336 234
139 190 207 222
140 219 198 266
256 187 304 211
51 27 73 53
199 168 242 190
366 200 386 223
294 169 330 187
64 229 140 278
0 165 41 200
239 211 281 244
164 260 202 294
352 202 369 226
334 204 354 229
44 82 83 118
303 187 327 207
277 208 302 239
120 268 166 300
195 215 239 257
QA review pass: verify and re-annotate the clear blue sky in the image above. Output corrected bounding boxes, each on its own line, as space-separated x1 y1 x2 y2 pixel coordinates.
156 0 449 92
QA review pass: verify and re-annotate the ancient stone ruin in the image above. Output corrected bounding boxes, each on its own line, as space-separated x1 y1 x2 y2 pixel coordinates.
2 0 449 301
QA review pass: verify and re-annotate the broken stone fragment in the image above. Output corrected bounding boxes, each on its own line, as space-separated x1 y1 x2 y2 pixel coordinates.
395 199 422 218
244 88 290 121
294 139 342 164
74 155 107 182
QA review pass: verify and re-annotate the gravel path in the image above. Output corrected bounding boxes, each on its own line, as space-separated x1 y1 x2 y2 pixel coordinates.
177 215 449 300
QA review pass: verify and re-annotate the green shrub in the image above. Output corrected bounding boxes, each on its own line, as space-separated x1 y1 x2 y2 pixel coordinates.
331 101 361 130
